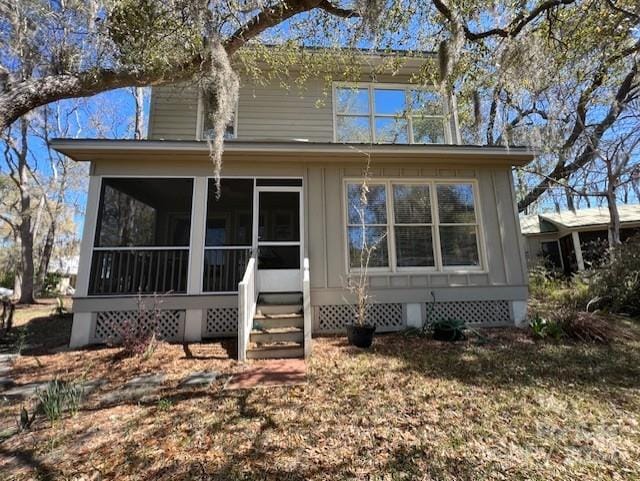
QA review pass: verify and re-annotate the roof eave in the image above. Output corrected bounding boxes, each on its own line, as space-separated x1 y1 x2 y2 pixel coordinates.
50 139 535 166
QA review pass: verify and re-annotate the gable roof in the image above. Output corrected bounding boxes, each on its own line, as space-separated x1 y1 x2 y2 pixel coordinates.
521 204 640 235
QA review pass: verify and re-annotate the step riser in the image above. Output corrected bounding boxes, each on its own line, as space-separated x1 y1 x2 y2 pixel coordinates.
251 332 304 343
247 347 304 360
257 293 303 306
254 317 304 329
257 304 302 316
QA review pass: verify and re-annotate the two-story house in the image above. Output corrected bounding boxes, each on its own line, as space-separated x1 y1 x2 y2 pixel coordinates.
52 50 533 360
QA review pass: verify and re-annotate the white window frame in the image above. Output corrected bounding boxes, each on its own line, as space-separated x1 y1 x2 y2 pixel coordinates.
343 178 486 274
332 82 450 144
345 182 392 272
390 182 438 272
196 90 239 141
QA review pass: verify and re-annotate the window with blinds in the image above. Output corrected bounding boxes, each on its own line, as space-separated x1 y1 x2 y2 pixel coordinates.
345 181 482 271
346 183 389 268
392 184 435 267
436 184 480 267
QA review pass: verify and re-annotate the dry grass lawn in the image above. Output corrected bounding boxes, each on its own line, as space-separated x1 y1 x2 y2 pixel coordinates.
1 303 640 480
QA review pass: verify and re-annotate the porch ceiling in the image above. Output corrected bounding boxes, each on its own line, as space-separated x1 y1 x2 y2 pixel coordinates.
50 139 535 166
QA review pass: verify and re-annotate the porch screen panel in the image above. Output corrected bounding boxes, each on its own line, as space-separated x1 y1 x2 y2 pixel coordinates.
90 178 193 295
203 179 253 292
436 183 480 267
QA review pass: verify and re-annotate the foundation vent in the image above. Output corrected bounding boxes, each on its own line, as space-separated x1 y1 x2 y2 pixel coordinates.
93 310 185 343
317 303 404 333
204 307 238 338
429 300 511 325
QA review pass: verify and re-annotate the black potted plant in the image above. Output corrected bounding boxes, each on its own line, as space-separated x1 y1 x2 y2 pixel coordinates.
430 318 466 342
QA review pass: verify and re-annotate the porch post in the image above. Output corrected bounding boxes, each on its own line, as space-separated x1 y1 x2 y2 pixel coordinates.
184 176 207 342
75 175 101 297
70 175 101 348
571 231 585 271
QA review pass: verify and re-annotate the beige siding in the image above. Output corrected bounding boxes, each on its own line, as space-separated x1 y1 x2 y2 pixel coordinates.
89 154 527 307
148 74 458 143
148 85 199 140
305 163 528 304
238 78 333 141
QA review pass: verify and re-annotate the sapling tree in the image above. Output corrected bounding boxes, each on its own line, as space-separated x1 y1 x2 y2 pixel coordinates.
344 153 386 328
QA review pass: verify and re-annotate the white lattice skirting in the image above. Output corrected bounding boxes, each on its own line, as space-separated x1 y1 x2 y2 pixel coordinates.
93 310 185 343
204 307 238 338
429 300 511 326
317 303 404 333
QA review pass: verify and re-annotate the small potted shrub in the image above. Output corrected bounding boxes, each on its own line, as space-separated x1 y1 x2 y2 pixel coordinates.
431 318 466 342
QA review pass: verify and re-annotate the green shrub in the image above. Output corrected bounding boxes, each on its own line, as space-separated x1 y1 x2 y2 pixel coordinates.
529 314 564 340
588 236 640 316
36 379 84 424
548 276 592 310
42 272 62 296
429 318 467 342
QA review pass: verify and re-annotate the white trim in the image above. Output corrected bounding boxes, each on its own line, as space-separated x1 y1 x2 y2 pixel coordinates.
255 186 305 292
332 81 450 145
343 178 487 274
51 139 535 165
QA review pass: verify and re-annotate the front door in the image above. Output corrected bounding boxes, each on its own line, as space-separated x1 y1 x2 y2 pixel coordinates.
255 187 303 292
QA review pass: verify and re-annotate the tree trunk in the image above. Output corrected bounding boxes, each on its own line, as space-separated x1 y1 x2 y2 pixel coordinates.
16 118 36 305
18 211 35 304
35 222 55 295
606 184 621 256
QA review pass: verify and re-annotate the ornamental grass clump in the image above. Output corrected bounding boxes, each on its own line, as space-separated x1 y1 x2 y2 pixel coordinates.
36 379 84 424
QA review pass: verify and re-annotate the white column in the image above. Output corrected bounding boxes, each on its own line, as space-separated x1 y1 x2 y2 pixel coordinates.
511 301 528 327
184 176 207 342
406 303 423 328
188 177 207 295
75 175 101 297
70 312 92 348
571 231 585 271
69 176 101 348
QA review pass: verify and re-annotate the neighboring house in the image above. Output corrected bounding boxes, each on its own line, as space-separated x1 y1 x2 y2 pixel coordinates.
521 204 640 274
51 50 533 360
47 255 80 295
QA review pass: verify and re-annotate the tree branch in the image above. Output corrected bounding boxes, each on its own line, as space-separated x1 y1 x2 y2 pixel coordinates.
518 61 640 211
432 0 577 41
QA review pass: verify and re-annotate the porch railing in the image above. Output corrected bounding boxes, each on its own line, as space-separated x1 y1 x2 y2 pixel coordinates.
303 258 312 358
203 247 252 292
237 255 257 362
88 248 189 295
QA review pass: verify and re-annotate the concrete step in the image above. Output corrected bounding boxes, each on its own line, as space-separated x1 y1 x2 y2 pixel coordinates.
253 315 304 330
257 292 303 306
246 345 304 360
250 328 303 344
256 304 303 316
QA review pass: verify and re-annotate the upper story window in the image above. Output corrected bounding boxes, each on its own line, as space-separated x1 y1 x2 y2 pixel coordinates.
334 83 447 144
201 93 237 140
